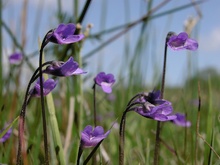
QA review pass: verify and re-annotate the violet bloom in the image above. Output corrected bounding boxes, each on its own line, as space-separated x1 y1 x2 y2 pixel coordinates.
172 113 191 127
43 57 86 77
94 72 115 93
134 90 176 121
47 23 84 44
9 52 23 64
0 127 12 143
167 32 198 51
30 78 57 97
80 125 110 148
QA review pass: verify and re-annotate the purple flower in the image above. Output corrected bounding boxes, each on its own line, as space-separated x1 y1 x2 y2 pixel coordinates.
9 52 23 64
80 125 110 148
94 72 115 93
134 90 176 121
47 23 84 44
172 113 191 127
167 32 198 51
30 78 57 97
43 57 86 77
0 127 12 143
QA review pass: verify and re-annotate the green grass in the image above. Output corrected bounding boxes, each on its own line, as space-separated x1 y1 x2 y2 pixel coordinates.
1 0 220 165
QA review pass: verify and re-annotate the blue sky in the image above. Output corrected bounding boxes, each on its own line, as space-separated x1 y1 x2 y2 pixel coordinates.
2 0 220 87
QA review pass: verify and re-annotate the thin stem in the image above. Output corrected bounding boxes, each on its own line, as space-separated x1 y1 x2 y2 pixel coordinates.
119 110 127 165
118 102 142 165
77 145 84 165
57 0 62 21
160 39 168 99
38 32 51 164
39 47 49 164
83 140 103 165
126 93 145 106
92 83 97 126
195 82 201 164
92 84 97 165
74 0 79 20
184 113 187 160
88 0 205 40
77 0 92 24
153 121 161 165
16 61 52 164
153 32 172 165
84 0 171 60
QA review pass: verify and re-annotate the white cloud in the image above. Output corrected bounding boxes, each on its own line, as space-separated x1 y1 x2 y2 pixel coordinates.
199 27 220 51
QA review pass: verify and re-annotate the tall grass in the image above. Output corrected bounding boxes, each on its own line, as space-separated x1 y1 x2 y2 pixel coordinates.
1 0 220 165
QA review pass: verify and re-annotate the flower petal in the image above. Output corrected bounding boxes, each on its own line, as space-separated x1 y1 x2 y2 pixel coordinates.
101 83 112 93
167 32 198 51
94 72 115 93
47 23 84 45
9 53 23 64
43 57 86 77
172 113 191 127
80 125 110 148
185 38 199 51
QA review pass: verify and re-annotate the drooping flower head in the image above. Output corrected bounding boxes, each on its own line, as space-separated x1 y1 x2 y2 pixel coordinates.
43 57 86 77
134 90 176 121
30 77 57 97
94 72 115 93
9 52 23 64
171 113 191 127
80 125 110 148
167 32 198 51
0 127 12 143
46 23 84 44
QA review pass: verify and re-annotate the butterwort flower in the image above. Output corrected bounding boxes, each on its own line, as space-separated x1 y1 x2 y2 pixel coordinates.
43 57 86 77
80 125 110 148
167 32 198 51
30 77 57 97
94 72 115 93
134 90 176 121
46 23 84 44
172 113 191 127
9 52 23 64
0 127 12 143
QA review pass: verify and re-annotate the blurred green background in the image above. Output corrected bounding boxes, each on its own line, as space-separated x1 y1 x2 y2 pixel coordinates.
0 0 220 164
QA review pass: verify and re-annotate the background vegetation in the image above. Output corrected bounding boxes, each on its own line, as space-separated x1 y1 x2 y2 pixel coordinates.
0 0 220 164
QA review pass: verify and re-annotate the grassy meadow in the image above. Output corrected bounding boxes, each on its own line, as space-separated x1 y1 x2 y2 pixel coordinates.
0 0 220 165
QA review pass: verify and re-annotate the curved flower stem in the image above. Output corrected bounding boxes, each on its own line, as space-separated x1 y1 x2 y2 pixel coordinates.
126 93 145 106
160 32 174 99
16 61 52 164
39 33 51 164
153 32 173 165
119 102 143 165
119 110 127 165
39 50 49 164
